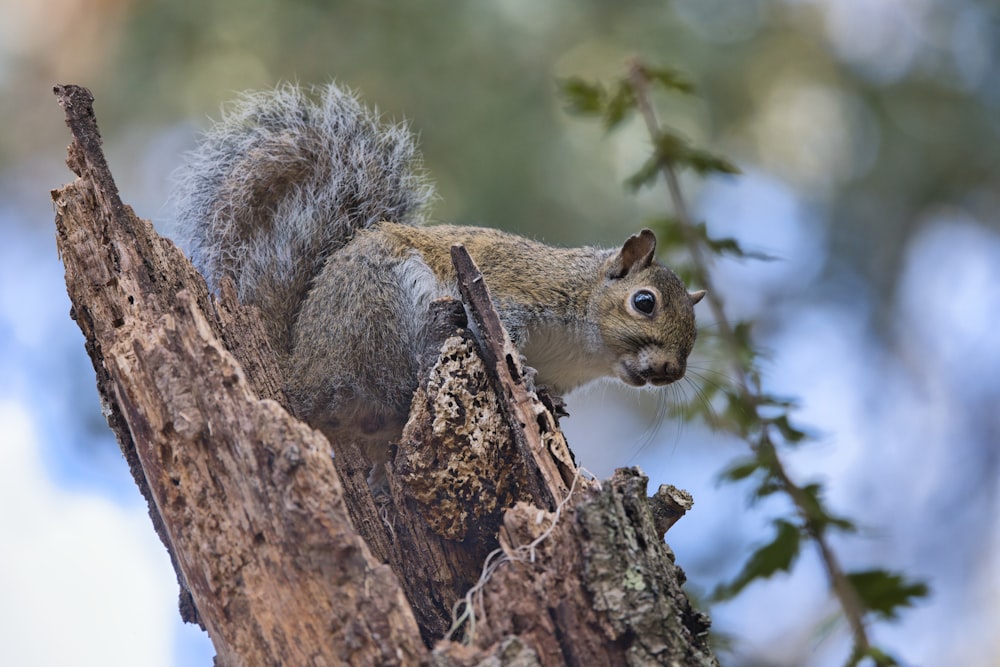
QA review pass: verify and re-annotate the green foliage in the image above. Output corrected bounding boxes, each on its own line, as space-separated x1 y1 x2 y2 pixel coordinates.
718 457 760 482
851 645 901 667
711 519 801 601
626 131 740 189
558 77 636 131
604 82 637 130
846 570 930 621
798 483 856 533
646 217 763 261
563 58 930 664
639 64 697 95
722 387 759 438
771 414 809 446
559 74 738 180
559 77 605 116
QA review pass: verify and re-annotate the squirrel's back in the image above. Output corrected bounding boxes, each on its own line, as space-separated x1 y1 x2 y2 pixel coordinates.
172 82 703 464
171 82 435 352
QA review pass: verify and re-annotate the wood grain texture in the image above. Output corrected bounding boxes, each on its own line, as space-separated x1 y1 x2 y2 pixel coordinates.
52 83 719 667
53 84 427 666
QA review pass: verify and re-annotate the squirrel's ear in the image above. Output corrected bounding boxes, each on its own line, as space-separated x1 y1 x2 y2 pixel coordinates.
607 228 657 279
689 290 706 305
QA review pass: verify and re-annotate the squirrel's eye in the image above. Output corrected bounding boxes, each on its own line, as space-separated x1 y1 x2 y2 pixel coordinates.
632 289 656 315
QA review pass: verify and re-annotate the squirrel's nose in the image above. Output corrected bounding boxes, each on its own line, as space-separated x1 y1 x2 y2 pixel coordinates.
649 359 685 385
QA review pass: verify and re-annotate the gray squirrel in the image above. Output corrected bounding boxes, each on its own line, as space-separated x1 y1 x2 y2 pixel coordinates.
173 82 704 459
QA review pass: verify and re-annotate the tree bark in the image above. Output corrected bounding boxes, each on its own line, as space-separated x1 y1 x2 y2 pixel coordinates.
52 84 719 667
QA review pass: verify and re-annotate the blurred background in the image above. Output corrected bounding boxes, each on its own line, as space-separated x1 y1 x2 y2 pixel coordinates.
2 0 998 665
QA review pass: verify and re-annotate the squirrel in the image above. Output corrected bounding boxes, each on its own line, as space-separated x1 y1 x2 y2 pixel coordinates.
172 82 705 465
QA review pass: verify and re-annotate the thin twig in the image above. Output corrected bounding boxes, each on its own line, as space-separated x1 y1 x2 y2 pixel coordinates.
626 58 872 657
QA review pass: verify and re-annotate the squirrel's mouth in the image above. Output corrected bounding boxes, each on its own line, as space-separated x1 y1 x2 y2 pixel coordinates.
615 364 648 387
616 362 684 387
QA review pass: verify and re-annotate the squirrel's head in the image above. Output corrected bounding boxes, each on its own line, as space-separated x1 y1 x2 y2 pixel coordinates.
595 229 705 388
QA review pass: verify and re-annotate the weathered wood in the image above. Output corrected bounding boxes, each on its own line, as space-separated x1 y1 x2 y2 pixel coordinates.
53 83 427 666
52 83 719 667
318 297 533 643
389 328 529 640
450 245 582 506
425 250 717 666
650 484 694 539
434 470 717 667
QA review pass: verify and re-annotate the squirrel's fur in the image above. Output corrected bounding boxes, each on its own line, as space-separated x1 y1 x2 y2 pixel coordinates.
173 83 435 354
173 82 703 457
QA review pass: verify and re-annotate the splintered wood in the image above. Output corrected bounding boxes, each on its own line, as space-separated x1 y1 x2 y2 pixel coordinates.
53 83 717 667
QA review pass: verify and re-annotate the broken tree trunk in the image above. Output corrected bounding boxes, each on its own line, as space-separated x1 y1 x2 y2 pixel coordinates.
52 84 719 666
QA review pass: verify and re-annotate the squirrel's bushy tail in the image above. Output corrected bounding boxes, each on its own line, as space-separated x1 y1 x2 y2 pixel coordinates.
172 82 434 351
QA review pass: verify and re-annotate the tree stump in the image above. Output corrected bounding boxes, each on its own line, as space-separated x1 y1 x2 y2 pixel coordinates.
52 84 718 667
